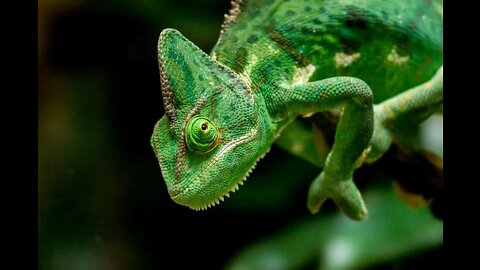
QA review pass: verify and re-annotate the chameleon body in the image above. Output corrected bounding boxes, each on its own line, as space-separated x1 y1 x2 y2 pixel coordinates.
151 0 443 220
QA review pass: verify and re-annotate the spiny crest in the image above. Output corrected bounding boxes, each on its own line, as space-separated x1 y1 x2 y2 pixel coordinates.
157 33 176 134
220 0 244 35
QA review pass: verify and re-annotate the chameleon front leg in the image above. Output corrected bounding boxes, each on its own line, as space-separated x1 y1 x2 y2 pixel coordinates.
366 66 443 163
285 77 374 220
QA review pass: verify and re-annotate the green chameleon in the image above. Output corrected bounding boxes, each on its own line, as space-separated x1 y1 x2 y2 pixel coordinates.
151 0 443 220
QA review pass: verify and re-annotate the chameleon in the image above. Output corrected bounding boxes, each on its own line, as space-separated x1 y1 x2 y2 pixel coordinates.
151 0 443 220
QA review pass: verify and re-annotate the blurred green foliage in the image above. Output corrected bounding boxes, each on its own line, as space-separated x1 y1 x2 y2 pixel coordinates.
39 1 442 269
226 185 443 270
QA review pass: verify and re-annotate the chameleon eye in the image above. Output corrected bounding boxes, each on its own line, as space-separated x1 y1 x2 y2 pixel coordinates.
185 116 220 154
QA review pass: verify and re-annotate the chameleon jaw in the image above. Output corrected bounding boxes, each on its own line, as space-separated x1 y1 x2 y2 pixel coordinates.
189 172 249 211
188 152 266 211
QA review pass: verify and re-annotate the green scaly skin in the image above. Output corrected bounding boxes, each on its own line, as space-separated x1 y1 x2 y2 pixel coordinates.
151 0 443 220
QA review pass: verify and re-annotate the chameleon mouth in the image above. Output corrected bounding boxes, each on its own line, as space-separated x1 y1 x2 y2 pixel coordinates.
190 171 249 211
188 152 267 211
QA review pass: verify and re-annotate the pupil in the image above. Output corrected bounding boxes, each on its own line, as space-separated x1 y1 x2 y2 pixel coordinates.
201 123 207 130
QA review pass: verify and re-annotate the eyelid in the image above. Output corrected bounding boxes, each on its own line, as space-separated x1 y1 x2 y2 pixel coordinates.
185 116 221 154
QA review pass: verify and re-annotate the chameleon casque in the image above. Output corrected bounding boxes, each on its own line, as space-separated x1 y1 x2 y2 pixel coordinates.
151 0 443 220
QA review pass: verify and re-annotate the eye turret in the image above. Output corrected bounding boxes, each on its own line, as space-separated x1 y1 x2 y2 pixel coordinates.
185 116 220 154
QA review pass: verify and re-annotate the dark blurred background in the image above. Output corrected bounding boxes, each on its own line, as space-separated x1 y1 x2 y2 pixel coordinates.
38 0 443 269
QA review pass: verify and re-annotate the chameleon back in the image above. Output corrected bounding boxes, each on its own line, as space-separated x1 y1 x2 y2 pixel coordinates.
212 0 443 103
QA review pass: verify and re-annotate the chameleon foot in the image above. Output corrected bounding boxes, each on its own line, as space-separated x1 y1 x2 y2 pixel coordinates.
307 171 368 220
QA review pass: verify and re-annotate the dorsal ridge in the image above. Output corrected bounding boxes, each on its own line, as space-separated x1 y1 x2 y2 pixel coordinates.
220 0 243 34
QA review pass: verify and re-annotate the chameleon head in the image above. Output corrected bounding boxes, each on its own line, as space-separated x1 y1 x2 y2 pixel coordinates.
151 29 273 210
